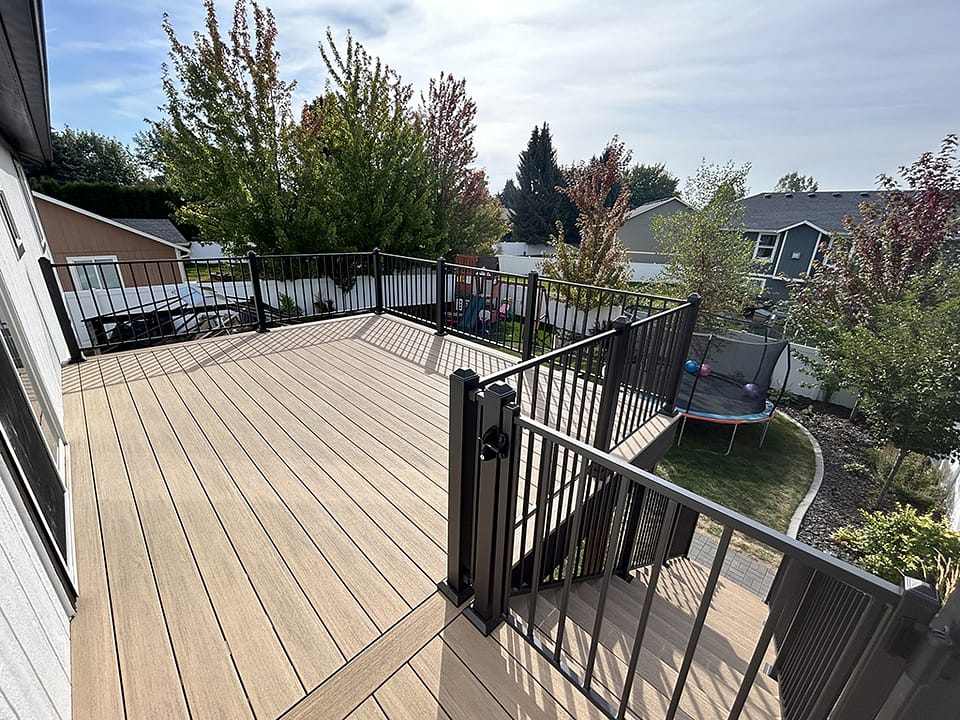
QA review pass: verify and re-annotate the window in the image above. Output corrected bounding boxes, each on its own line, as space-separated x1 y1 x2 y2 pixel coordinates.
0 190 24 259
753 233 779 262
15 161 46 252
67 256 123 291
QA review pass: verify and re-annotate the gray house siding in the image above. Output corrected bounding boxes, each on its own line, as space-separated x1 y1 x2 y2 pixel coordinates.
619 198 689 261
774 224 821 279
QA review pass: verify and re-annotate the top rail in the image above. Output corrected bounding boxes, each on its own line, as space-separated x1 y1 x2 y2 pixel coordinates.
516 413 903 603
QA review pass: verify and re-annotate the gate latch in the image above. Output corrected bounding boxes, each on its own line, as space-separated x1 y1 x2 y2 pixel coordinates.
480 427 510 461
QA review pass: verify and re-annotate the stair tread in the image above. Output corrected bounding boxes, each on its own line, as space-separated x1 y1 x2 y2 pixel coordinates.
513 588 781 720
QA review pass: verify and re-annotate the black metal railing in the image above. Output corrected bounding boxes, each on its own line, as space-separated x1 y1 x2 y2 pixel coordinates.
445 391 937 719
439 295 700 609
40 249 686 360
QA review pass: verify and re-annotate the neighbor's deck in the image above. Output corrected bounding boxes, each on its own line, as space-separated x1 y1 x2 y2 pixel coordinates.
64 314 772 720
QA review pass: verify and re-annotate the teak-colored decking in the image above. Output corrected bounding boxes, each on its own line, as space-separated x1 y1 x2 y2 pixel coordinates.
64 314 775 720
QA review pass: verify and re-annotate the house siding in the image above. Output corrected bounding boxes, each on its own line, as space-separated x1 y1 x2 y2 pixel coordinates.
619 198 688 259
0 140 72 720
774 224 820 279
35 196 181 288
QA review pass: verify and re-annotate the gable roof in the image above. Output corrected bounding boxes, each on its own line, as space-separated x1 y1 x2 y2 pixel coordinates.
741 191 878 234
33 192 189 254
625 196 691 220
112 218 189 248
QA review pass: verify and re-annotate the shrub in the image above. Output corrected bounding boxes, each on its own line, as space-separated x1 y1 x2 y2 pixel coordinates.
867 446 946 513
278 293 302 317
835 505 960 588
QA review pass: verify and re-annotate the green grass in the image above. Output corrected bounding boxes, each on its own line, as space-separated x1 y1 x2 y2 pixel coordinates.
658 414 815 563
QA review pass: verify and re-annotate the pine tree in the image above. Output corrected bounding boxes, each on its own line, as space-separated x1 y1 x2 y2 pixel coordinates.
503 123 577 244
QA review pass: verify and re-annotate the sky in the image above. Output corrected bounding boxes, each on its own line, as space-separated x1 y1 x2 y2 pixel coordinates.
44 0 960 195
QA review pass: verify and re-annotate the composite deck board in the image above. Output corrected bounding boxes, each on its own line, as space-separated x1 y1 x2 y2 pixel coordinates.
102 361 258 720
77 362 190 719
65 315 776 720
182 340 442 601
160 343 412 633
120 358 344 692
62 384 124 720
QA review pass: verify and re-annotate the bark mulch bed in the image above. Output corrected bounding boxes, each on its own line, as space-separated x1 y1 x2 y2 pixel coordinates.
778 397 879 563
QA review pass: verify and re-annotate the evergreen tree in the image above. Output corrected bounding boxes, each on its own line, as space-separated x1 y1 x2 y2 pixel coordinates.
503 123 577 244
622 162 679 208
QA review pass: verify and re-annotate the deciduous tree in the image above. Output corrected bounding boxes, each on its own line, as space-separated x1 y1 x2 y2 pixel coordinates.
417 73 505 254
314 29 438 255
157 0 320 254
622 162 679 208
792 136 960 507
775 171 818 193
540 137 632 306
652 160 755 316
25 126 143 185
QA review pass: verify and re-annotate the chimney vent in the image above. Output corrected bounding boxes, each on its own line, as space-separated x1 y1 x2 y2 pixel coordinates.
785 193 794 198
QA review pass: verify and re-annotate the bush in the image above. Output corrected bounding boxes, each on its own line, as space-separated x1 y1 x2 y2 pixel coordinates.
835 505 960 588
278 294 302 317
867 446 946 513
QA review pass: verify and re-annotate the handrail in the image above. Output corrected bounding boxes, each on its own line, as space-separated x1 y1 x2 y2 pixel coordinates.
515 414 902 603
478 300 694 388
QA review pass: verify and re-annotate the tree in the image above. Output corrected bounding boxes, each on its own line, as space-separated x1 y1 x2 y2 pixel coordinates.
824 277 960 507
157 0 318 254
417 73 506 254
540 137 632 307
26 126 143 185
792 135 960 507
775 171 818 193
502 123 577 245
622 162 679 208
313 29 438 255
651 160 755 316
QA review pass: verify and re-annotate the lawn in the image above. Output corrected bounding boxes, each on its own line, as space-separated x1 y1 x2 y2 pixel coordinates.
658 413 815 563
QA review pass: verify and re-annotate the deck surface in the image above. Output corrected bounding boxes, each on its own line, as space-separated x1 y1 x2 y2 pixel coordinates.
64 314 775 720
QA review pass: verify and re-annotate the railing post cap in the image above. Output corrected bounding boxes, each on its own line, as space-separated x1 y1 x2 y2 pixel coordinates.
485 382 516 401
247 249 257 258
451 368 480 384
687 292 702 305
612 315 631 331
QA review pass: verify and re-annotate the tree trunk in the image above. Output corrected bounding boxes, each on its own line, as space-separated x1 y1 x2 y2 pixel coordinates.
874 448 908 510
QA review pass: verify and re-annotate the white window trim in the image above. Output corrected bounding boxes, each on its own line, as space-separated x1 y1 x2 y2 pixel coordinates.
752 232 779 263
66 255 124 291
14 161 46 252
0 189 24 259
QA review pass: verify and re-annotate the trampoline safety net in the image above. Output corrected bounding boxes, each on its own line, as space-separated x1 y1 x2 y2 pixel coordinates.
676 331 789 419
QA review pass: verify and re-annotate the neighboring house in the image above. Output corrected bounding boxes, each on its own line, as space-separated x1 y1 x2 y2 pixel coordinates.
0 2 75 717
33 194 188 290
742 190 875 300
618 196 692 263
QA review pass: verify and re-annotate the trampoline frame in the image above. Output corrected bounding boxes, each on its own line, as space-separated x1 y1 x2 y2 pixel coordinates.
675 328 791 455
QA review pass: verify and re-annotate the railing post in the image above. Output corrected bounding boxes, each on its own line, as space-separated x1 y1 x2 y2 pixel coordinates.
438 369 481 607
435 257 446 335
593 315 632 451
372 248 383 314
521 271 539 360
662 293 701 413
247 251 269 333
464 382 519 636
38 257 85 363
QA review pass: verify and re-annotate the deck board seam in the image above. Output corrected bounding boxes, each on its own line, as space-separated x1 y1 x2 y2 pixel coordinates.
152 344 386 636
94 358 195 716
182 338 442 584
161 341 413 622
76 363 127 719
125 350 321 706
231 342 448 513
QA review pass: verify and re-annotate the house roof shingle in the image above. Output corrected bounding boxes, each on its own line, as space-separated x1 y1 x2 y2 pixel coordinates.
740 191 878 234
112 218 190 248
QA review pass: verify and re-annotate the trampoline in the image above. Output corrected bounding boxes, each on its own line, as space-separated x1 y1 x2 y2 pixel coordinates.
675 322 790 454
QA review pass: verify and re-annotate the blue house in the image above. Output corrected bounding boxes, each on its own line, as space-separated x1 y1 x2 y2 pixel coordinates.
742 190 877 300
